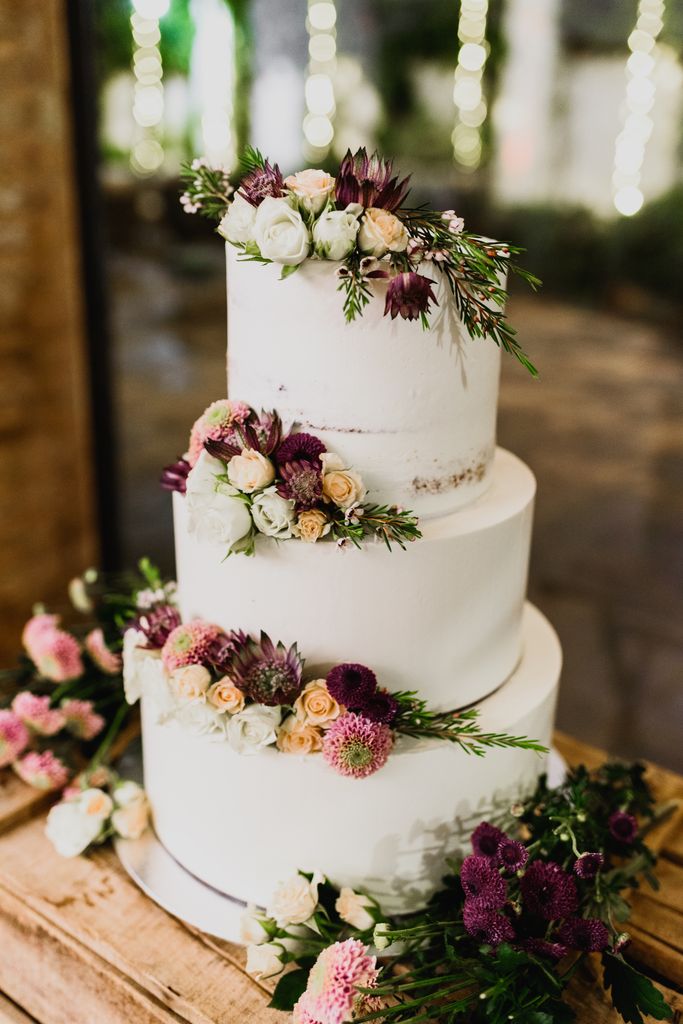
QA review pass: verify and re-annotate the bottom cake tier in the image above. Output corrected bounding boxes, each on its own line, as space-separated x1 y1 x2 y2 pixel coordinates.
140 602 561 917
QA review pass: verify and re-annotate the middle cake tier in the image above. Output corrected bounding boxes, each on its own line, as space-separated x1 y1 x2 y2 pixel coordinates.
174 447 535 709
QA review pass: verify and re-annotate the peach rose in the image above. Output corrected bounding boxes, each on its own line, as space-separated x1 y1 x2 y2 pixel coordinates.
228 449 275 493
276 717 323 755
170 664 211 701
321 453 366 510
293 680 341 727
294 509 330 543
335 887 376 931
111 799 149 840
207 678 245 714
284 169 336 214
358 207 409 258
80 788 113 822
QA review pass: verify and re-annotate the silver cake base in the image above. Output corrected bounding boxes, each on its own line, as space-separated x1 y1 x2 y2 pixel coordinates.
114 742 567 944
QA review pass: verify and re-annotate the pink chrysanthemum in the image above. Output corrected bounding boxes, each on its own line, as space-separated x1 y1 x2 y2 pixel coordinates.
187 399 251 467
13 750 70 791
0 710 30 768
12 693 66 737
85 628 122 675
22 613 60 658
293 939 379 1024
161 620 224 671
322 713 393 779
31 628 84 683
61 699 105 741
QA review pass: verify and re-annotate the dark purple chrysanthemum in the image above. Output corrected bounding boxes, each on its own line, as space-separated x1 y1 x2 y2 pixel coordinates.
471 822 507 859
275 432 327 510
335 148 411 212
609 811 638 845
460 855 507 910
384 272 438 322
276 432 327 466
497 838 529 874
161 457 191 495
557 917 610 953
134 605 182 649
326 664 378 710
574 852 605 880
238 159 285 207
520 861 578 921
361 689 399 725
230 632 304 706
206 629 250 674
462 901 515 946
521 938 568 961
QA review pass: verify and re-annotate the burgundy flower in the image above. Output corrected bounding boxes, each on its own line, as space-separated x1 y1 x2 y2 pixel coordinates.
206 629 250 674
335 149 411 212
275 432 327 510
574 852 604 880
134 605 182 649
521 938 568 962
557 917 610 953
520 861 578 921
326 664 378 710
609 811 638 845
361 689 399 725
238 158 285 207
496 838 529 874
240 410 283 456
161 457 191 495
276 432 327 466
471 822 507 859
384 272 438 322
204 433 243 461
460 855 507 910
462 901 515 946
230 632 304 706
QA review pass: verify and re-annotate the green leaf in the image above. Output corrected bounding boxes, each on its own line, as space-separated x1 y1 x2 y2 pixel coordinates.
268 968 310 1011
280 263 301 280
602 953 672 1024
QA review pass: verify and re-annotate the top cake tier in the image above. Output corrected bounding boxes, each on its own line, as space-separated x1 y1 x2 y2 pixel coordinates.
226 245 501 518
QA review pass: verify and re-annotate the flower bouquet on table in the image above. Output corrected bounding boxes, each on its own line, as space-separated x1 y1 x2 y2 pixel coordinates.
243 761 673 1024
161 399 421 557
180 147 540 374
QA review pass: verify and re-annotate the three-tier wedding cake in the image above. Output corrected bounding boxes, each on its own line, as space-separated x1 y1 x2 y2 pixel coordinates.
125 150 561 921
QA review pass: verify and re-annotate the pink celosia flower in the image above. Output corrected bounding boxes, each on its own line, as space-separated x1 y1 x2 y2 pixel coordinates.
13 750 70 791
31 629 84 683
322 713 393 779
61 699 105 741
85 628 122 675
188 399 251 466
161 620 223 671
12 693 66 736
0 710 30 768
292 939 380 1024
22 613 60 658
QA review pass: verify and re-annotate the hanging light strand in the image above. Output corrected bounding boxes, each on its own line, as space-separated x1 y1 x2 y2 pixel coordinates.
612 0 666 216
130 0 170 175
303 0 337 160
452 0 490 169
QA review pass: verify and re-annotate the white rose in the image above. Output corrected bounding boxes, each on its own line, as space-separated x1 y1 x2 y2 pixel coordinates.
228 449 275 493
113 780 146 808
255 197 310 265
335 887 375 931
358 207 409 258
267 872 322 928
320 452 366 509
251 486 296 539
122 628 158 705
313 204 363 260
284 168 336 215
245 941 284 980
111 799 150 840
174 698 226 737
170 664 211 701
217 193 257 245
186 452 253 551
240 905 270 944
227 704 281 755
45 800 104 858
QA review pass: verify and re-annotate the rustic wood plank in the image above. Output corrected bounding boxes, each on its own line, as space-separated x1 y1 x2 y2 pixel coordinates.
0 993 37 1024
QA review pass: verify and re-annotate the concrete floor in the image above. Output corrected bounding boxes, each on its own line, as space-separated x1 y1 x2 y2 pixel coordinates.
110 241 683 771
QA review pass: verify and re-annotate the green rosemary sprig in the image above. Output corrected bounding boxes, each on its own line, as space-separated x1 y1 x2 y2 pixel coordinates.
392 696 548 756
240 145 267 174
179 160 234 221
329 503 422 551
337 252 373 322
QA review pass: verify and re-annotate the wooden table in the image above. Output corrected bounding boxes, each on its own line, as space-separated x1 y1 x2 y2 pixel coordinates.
0 733 681 1024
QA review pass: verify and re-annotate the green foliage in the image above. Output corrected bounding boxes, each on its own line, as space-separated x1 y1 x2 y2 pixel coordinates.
602 953 673 1024
392 699 548 756
268 967 310 1011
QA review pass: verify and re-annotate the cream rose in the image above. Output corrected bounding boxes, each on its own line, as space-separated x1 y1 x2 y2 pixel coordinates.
217 192 257 245
207 678 245 714
170 664 211 701
321 453 366 509
45 799 105 858
113 780 146 808
227 704 281 755
294 508 330 543
284 168 336 215
186 452 253 552
276 716 323 755
335 887 376 931
111 799 150 840
80 788 113 822
358 207 409 258
251 486 296 539
312 204 362 261
255 197 310 265
293 679 341 727
267 872 322 928
228 449 275 493
245 941 284 980
240 905 270 944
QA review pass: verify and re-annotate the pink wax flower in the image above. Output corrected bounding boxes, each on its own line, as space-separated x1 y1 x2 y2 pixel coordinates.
31 628 84 683
188 399 251 467
22 613 60 659
12 693 66 737
161 620 224 671
14 750 70 791
292 939 379 1024
0 710 30 768
61 699 105 741
85 628 122 675
322 713 393 780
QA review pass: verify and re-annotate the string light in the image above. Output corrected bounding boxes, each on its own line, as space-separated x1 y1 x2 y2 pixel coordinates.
130 0 169 175
452 0 490 169
612 0 665 216
190 0 237 170
303 0 337 160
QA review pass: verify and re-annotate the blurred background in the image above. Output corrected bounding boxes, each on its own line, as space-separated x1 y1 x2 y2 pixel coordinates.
2 0 682 767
